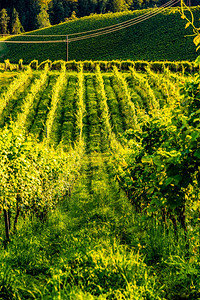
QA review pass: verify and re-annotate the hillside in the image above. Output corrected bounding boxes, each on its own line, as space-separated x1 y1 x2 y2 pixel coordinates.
1 6 200 63
0 64 200 298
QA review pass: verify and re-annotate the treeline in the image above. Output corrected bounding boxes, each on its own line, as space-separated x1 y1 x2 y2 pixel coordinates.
0 0 199 33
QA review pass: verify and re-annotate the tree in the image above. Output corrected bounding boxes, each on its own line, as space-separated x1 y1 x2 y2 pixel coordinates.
0 8 10 35
52 1 65 24
36 7 51 28
96 0 109 14
77 0 90 16
112 0 126 12
11 8 24 34
38 0 52 6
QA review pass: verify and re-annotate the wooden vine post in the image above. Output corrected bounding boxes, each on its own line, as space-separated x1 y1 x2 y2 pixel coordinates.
66 35 69 62
3 206 10 243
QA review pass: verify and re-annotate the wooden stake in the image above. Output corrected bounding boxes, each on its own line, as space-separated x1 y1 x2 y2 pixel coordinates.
66 35 69 62
4 208 10 242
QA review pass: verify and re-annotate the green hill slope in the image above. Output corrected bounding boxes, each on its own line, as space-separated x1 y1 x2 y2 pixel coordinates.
1 6 200 63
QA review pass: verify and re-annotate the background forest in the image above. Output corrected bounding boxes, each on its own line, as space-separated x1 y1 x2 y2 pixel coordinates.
0 0 199 34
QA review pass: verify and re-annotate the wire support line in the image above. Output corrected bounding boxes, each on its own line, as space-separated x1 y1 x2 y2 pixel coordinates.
0 40 66 43
0 0 179 44
1 0 179 40
1 34 66 37
0 1 170 39
69 0 180 42
69 0 178 37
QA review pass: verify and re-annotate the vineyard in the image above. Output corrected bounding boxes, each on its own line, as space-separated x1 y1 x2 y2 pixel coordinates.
1 6 200 63
0 61 200 299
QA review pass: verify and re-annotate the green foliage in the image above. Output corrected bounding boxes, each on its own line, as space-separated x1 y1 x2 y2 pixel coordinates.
112 65 138 129
130 66 160 112
75 63 85 142
0 66 32 116
110 64 200 236
14 65 49 130
0 125 82 217
180 0 200 52
45 65 66 143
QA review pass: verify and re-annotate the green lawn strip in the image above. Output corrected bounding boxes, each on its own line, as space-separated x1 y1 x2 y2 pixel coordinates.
52 152 162 299
112 74 139 131
94 74 111 153
58 75 78 147
45 75 69 147
28 74 58 140
0 75 36 127
12 67 49 131
103 75 125 137
0 72 17 93
26 74 58 137
84 74 101 153
0 68 33 118
109 75 131 130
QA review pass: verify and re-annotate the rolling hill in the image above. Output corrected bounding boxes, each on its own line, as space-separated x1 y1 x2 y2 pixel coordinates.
1 6 200 63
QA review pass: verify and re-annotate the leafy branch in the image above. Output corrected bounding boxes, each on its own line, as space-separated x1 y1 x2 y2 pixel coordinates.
180 0 200 51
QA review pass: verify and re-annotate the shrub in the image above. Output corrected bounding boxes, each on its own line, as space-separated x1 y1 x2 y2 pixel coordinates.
65 60 78 71
51 60 66 70
38 59 52 70
29 60 38 70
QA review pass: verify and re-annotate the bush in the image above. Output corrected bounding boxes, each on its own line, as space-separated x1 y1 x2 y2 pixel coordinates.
29 60 38 70
38 59 52 70
134 61 149 71
51 60 66 70
121 60 135 71
82 60 95 72
98 61 108 72
65 60 78 71
150 62 164 72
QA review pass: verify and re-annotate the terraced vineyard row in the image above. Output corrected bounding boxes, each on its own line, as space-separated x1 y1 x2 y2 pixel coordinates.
0 67 184 147
0 66 188 224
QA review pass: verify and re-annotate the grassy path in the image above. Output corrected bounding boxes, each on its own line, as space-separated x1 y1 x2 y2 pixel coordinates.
103 76 125 136
59 151 143 298
0 75 35 127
